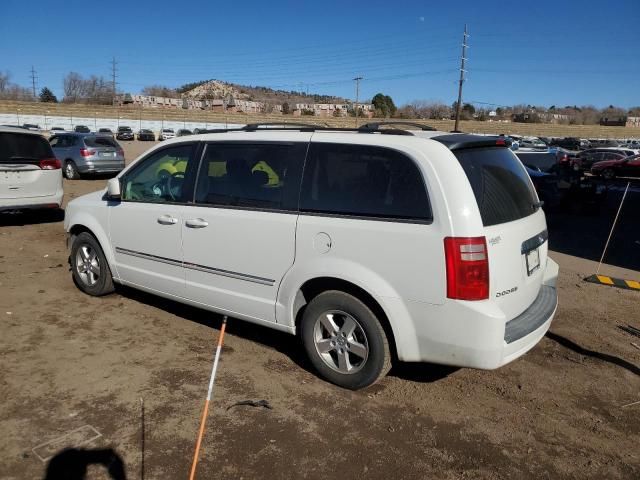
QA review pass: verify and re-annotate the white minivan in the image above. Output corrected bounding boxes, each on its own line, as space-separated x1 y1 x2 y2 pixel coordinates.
1 126 63 213
64 124 558 389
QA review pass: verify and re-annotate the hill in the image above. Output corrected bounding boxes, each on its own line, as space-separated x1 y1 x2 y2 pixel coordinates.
177 79 348 106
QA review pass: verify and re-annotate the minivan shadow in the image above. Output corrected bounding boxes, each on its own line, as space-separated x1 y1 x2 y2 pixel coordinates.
115 285 313 373
116 285 458 385
0 208 64 226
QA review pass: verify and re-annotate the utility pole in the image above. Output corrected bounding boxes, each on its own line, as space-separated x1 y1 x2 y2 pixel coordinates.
111 56 117 106
454 24 469 132
29 66 37 98
353 76 363 127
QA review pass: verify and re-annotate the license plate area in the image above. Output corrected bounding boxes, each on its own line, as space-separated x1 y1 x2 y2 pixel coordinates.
525 248 540 276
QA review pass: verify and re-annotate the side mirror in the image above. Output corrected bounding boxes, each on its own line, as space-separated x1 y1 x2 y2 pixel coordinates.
106 177 121 200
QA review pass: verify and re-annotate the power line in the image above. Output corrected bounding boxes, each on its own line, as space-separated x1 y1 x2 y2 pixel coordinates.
111 56 117 105
354 76 363 127
29 66 37 98
454 24 469 132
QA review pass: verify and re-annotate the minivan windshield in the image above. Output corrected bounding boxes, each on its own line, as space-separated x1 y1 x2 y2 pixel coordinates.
454 147 539 227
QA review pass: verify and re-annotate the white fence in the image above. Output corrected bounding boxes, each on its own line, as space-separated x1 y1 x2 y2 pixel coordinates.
0 113 244 133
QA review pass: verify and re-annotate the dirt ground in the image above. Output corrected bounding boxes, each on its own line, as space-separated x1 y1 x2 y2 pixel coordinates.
1 140 639 480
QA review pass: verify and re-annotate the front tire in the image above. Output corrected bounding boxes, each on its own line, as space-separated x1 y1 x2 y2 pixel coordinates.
301 291 391 390
70 232 115 296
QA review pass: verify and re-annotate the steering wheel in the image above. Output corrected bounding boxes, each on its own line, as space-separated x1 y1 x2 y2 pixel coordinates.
166 172 185 200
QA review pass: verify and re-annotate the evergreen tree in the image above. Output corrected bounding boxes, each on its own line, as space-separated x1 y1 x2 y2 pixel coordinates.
39 87 58 103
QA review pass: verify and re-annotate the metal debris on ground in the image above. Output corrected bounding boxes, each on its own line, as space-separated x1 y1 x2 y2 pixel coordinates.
227 399 273 411
618 325 640 339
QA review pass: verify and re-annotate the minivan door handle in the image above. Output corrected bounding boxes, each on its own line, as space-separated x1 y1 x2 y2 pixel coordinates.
185 218 209 229
157 214 178 225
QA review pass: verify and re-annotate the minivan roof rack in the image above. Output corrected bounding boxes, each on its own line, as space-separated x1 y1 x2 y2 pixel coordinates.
359 121 437 132
243 122 331 131
196 122 431 136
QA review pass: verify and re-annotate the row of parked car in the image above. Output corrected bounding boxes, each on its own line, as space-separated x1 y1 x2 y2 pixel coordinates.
46 125 196 142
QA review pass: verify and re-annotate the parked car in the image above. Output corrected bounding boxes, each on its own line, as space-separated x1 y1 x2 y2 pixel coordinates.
64 126 558 390
158 128 175 141
116 126 134 141
137 129 155 141
549 137 582 150
572 148 639 171
50 127 65 135
22 123 41 131
176 129 192 137
74 125 90 133
98 128 114 137
49 133 125 179
0 126 63 212
591 153 640 179
519 137 548 150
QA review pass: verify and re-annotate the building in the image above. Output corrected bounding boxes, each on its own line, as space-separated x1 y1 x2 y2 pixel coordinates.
600 116 627 127
116 93 375 118
626 116 640 128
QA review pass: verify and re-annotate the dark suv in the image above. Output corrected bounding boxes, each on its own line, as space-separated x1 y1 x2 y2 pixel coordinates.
549 137 582 151
116 126 134 141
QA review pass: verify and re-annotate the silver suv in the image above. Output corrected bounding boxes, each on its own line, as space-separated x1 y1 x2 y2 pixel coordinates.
49 133 125 179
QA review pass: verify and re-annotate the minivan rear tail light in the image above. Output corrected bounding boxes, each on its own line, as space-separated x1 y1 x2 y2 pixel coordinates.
80 148 95 157
444 237 489 300
39 158 61 170
117 148 124 157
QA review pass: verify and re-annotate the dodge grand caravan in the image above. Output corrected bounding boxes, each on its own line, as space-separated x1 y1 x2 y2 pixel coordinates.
64 124 559 389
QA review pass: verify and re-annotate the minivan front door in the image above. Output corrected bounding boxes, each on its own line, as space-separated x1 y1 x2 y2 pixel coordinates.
181 139 308 323
109 143 198 297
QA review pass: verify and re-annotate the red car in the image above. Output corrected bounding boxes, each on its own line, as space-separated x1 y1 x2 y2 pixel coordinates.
591 153 640 179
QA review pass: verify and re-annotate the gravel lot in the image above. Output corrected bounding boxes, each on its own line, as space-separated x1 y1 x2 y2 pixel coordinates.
1 140 639 479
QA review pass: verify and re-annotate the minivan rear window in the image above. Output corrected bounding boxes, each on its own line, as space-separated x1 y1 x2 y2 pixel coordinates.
84 136 118 148
0 132 53 164
454 147 539 227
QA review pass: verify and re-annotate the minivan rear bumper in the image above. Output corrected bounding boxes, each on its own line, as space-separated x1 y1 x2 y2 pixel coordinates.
392 257 559 368
0 189 63 211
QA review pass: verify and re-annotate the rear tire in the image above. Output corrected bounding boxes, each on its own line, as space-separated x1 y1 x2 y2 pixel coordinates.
70 232 115 296
64 161 80 180
301 290 391 390
602 168 615 180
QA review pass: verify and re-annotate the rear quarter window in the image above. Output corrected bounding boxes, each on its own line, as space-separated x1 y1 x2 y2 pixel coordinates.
454 147 539 227
300 143 431 222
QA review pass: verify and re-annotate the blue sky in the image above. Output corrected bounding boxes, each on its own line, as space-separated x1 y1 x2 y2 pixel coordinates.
1 0 639 108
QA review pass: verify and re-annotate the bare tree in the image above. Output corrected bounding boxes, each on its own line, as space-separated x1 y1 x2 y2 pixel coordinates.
0 71 10 94
63 72 85 102
63 72 113 104
141 85 178 98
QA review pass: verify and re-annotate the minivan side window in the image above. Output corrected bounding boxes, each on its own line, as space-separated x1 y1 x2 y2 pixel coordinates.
194 142 306 211
121 145 193 203
299 143 432 222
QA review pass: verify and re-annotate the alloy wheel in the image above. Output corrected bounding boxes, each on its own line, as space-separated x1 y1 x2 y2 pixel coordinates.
313 310 369 374
75 244 101 286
